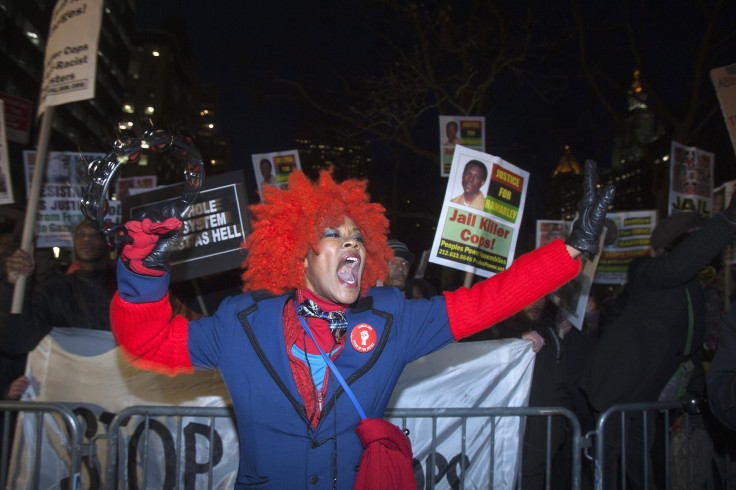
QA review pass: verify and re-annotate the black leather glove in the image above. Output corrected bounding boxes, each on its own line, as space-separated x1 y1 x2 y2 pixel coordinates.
565 160 616 257
121 204 182 276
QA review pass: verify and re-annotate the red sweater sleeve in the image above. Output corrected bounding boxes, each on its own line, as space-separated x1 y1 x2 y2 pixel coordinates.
110 292 193 376
444 239 581 340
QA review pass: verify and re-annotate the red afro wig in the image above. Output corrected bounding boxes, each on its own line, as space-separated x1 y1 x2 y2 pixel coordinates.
241 169 393 295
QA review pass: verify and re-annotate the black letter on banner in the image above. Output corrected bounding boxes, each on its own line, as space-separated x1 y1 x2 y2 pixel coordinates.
69 407 100 490
128 420 176 490
183 422 224 490
413 458 424 489
424 452 448 490
447 453 471 490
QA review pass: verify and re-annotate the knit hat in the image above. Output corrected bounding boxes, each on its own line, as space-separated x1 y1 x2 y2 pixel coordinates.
650 213 705 250
387 239 415 267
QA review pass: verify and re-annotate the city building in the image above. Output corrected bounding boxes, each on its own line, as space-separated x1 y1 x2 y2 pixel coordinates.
0 0 137 217
118 15 231 189
545 70 669 221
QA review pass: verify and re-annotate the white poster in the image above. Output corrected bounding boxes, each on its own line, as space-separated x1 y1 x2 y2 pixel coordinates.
711 63 736 157
430 145 529 278
10 330 534 489
668 141 714 217
0 100 14 205
251 149 301 197
23 150 120 248
439 116 486 177
38 0 104 116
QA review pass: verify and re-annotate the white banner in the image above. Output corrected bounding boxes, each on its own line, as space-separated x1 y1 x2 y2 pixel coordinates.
9 331 533 489
388 339 534 489
38 0 104 116
711 63 736 157
0 100 14 205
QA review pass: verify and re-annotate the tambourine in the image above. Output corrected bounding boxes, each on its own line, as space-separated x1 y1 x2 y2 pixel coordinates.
80 128 204 247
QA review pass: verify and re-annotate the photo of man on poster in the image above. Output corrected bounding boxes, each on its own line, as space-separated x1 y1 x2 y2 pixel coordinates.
450 159 487 211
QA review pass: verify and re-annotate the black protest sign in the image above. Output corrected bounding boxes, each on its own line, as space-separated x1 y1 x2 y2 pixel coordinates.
123 171 251 283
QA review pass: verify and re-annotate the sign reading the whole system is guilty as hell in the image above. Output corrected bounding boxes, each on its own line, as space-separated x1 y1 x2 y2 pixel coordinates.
124 171 251 283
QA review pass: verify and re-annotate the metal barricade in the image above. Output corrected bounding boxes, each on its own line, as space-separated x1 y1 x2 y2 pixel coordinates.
387 406 582 490
4 400 729 488
590 400 692 490
0 400 87 489
104 405 234 490
103 405 580 489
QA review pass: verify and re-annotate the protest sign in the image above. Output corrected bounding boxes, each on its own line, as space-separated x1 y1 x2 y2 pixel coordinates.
438 116 485 177
668 141 714 217
593 210 657 284
38 0 104 116
711 63 736 157
536 220 604 330
22 150 117 247
430 146 528 277
251 149 301 196
115 175 157 201
536 220 572 249
0 92 33 145
11 331 533 489
123 171 251 283
0 100 14 205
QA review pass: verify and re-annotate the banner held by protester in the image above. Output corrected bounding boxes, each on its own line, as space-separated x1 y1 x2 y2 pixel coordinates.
9 330 533 489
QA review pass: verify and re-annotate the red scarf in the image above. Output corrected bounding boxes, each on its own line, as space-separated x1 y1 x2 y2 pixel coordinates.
283 288 346 428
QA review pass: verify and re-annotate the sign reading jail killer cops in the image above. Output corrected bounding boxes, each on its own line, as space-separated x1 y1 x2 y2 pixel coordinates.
38 0 104 116
124 171 251 283
430 146 529 277
23 150 119 247
593 210 658 284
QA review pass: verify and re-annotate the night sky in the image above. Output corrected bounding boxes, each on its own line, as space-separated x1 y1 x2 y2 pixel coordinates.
132 1 736 253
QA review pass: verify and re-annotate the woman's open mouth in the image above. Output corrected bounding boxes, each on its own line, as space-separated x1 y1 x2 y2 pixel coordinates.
337 253 361 287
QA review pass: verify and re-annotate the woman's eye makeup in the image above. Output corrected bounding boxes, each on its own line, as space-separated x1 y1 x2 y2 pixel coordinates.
321 227 364 243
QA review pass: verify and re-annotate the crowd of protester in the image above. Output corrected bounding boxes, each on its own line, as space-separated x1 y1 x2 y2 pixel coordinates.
0 166 735 488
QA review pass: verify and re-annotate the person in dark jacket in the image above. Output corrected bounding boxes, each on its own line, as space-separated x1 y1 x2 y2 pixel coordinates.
708 304 736 431
581 207 736 489
0 220 117 354
0 219 200 355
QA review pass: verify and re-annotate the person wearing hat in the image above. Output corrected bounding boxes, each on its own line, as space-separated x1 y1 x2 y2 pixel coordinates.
384 239 415 292
581 206 736 489
110 163 612 489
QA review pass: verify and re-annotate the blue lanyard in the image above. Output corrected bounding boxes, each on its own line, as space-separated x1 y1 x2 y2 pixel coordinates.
295 303 366 420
